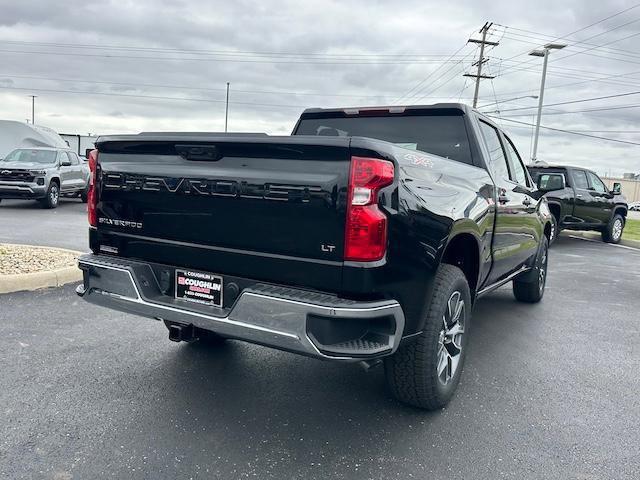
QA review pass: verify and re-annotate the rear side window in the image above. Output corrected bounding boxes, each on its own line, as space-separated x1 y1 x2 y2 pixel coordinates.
478 121 510 181
295 114 474 165
504 136 529 187
572 170 589 189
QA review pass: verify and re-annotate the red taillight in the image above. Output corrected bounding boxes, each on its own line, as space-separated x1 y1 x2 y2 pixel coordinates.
87 149 98 227
344 156 394 262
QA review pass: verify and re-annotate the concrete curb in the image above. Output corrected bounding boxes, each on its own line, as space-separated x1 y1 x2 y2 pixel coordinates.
0 244 84 294
562 231 640 249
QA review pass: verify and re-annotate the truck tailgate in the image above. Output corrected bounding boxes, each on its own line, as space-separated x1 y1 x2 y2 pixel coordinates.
93 135 351 291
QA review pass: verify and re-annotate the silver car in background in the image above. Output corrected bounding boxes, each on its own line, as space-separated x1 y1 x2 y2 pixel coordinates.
0 147 89 208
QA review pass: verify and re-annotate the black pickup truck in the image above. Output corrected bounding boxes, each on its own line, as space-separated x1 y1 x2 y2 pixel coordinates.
76 104 552 409
528 164 627 244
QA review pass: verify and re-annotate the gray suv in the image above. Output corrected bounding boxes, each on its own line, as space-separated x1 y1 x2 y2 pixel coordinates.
0 147 89 208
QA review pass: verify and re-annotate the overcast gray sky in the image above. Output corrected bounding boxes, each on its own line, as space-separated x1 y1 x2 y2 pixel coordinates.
0 0 638 175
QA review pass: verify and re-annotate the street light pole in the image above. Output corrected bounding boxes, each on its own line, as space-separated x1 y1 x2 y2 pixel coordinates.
29 95 37 125
529 43 566 163
224 82 230 133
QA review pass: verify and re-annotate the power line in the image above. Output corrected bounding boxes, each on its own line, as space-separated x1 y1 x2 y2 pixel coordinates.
399 46 479 103
487 69 640 98
393 42 471 104
486 90 640 113
486 115 640 146
0 73 408 100
0 48 466 65
494 26 640 59
501 103 640 116
0 40 466 59
496 3 640 65
0 85 308 109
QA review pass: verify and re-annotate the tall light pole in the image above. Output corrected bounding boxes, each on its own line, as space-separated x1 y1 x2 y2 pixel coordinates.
29 95 37 125
529 43 566 163
224 82 230 133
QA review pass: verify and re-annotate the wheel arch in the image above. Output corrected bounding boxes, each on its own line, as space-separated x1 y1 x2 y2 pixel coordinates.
547 201 561 223
613 205 627 220
440 230 482 300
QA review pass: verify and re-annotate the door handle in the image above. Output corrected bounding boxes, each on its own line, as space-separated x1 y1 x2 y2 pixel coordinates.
576 193 584 198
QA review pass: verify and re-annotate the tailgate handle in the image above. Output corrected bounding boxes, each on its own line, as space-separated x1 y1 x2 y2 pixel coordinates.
175 144 221 161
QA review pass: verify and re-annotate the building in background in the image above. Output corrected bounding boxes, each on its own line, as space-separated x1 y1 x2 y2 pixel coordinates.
603 176 640 203
60 134 97 157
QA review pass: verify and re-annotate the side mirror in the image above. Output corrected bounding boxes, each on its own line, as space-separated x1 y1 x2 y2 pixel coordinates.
612 182 622 195
537 173 566 192
60 159 72 167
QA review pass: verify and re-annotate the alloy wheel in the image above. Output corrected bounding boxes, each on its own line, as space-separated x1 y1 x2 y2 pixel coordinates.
612 218 623 241
538 245 548 295
50 184 59 206
437 291 465 386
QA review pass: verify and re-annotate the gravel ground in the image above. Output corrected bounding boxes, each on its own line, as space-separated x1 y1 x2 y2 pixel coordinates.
0 244 78 275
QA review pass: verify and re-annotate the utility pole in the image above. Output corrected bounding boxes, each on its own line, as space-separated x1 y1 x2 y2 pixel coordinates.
224 82 230 133
464 22 498 108
29 95 37 124
529 43 566 163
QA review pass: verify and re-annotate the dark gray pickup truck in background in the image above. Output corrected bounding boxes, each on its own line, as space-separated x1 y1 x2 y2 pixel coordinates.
528 163 627 244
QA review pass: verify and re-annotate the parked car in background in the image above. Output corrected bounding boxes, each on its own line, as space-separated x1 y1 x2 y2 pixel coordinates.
77 103 553 410
528 163 628 244
0 147 90 208
629 201 640 212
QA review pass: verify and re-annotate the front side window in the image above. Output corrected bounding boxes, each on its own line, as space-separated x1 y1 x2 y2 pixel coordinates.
67 152 79 165
572 170 590 190
478 121 510 182
587 171 607 193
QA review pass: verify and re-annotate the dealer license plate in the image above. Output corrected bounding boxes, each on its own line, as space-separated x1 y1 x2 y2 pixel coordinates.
175 269 223 307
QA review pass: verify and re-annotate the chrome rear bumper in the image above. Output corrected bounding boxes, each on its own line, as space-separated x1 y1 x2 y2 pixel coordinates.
77 254 405 361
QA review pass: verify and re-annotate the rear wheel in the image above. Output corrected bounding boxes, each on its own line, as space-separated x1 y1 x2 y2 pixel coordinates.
384 264 471 410
80 186 88 203
513 236 548 303
602 214 624 244
39 181 59 209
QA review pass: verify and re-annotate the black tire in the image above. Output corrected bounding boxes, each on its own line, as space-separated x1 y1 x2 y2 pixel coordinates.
601 213 624 244
548 215 559 245
163 321 226 346
384 264 471 410
513 236 549 303
80 186 88 203
39 181 60 209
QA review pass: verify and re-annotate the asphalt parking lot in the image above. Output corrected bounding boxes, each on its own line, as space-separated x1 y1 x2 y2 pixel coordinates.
0 199 89 252
1 227 639 479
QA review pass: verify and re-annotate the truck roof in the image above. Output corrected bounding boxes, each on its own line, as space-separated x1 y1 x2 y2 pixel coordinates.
299 103 474 118
528 163 596 173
